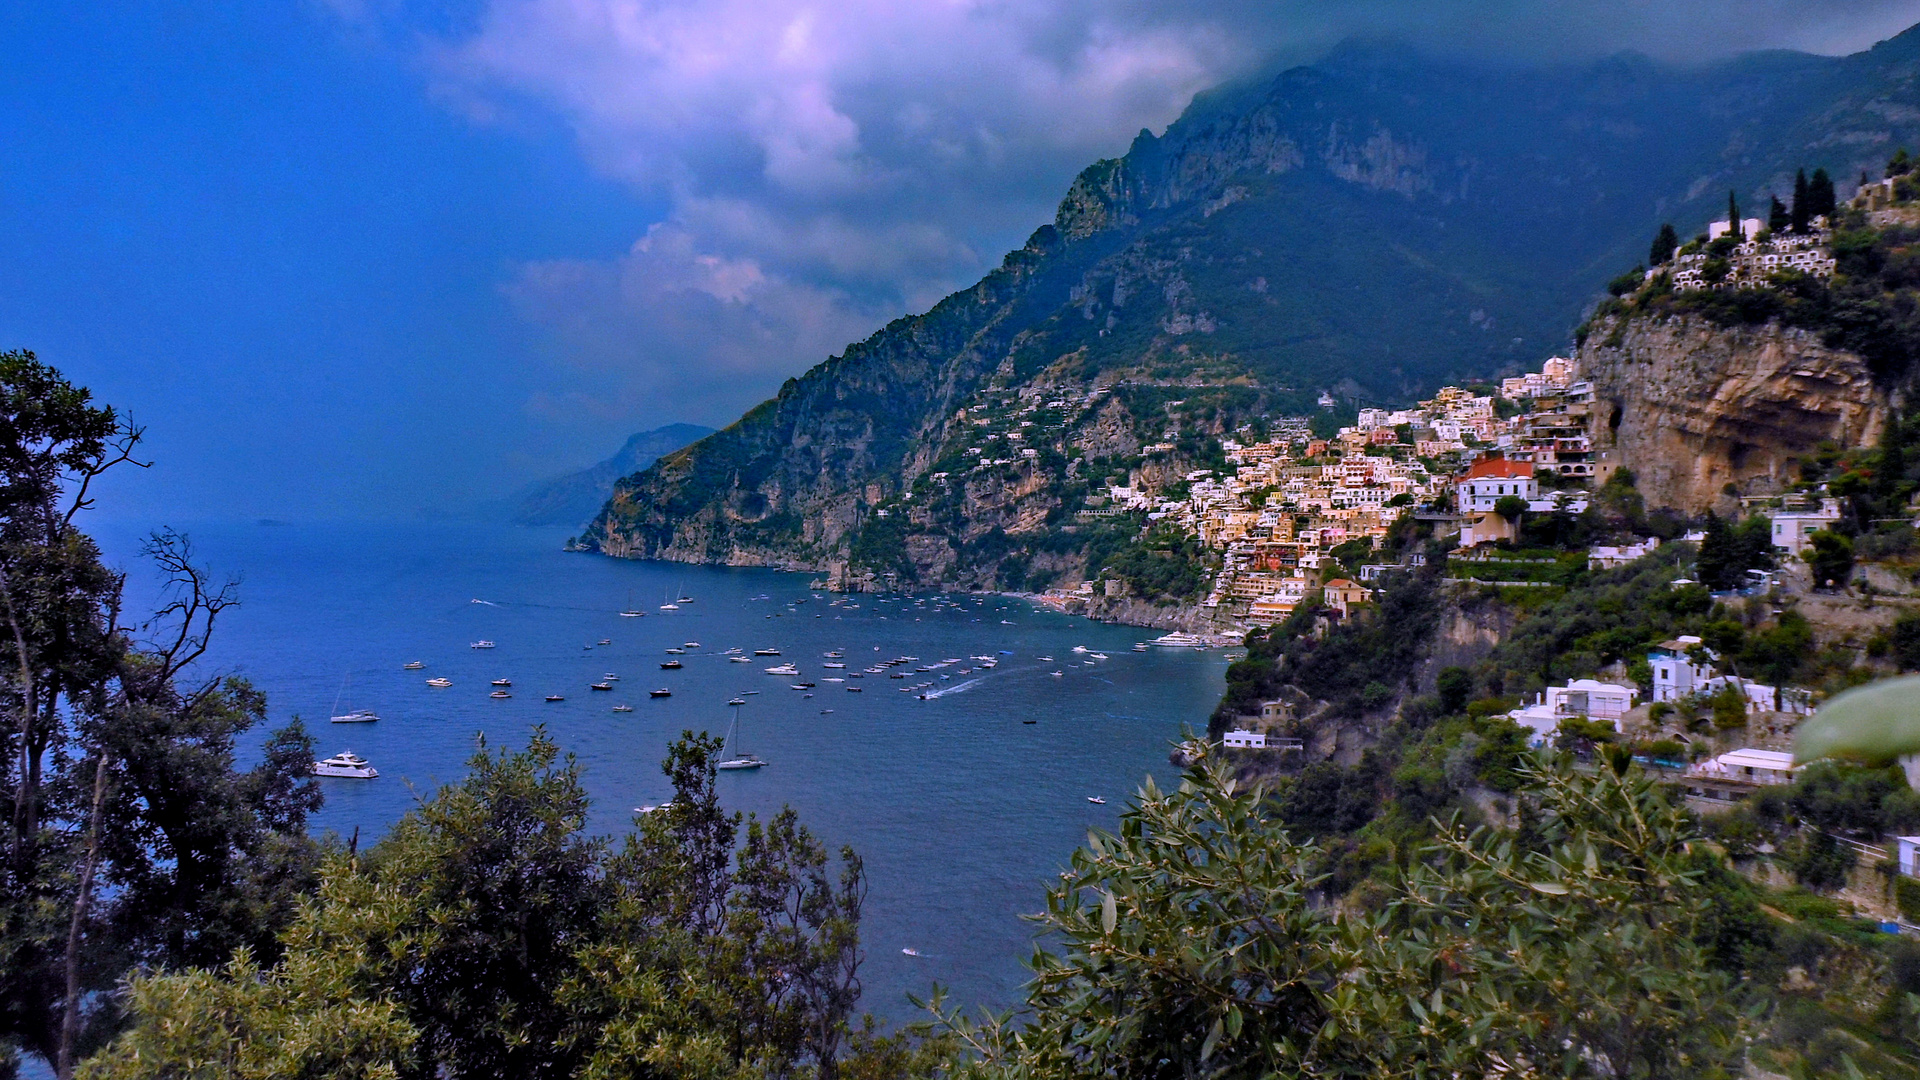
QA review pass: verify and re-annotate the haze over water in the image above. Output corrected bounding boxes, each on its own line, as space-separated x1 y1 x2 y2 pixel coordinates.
97 520 1227 1015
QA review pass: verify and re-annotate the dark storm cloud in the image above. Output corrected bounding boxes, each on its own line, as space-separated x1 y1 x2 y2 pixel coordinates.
390 0 1920 444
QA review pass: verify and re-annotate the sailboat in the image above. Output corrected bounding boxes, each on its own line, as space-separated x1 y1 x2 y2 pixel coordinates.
620 590 645 618
330 673 379 724
716 701 766 771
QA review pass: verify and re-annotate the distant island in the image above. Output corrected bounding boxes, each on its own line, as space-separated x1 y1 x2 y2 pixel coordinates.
511 423 712 528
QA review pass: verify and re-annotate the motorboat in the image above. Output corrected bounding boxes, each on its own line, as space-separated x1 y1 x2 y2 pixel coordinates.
1151 632 1208 649
666 647 686 654
598 638 612 646
612 704 634 712
425 677 452 688
636 801 673 814
471 640 497 649
313 750 378 778
730 656 752 663
728 697 747 706
1089 653 1109 660
1071 646 1089 654
790 682 815 690
590 682 613 691
1133 643 1149 652
331 708 380 724
754 648 781 656
846 686 862 692
677 596 693 604
1036 655 1054 662
545 694 565 702
491 678 512 687
683 641 700 648
649 688 672 698
824 650 843 658
1051 671 1064 677
1022 718 1036 724
489 690 511 699
660 660 683 670
1087 796 1106 805
822 662 845 669
603 673 619 681
403 661 425 670
764 663 799 676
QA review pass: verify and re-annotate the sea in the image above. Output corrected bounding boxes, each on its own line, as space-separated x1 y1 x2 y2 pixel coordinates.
95 519 1229 1020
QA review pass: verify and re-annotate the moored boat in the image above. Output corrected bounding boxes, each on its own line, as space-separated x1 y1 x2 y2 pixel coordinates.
313 750 378 778
330 708 380 724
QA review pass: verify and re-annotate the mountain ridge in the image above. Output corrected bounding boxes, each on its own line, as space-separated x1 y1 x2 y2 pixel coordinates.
585 27 1920 585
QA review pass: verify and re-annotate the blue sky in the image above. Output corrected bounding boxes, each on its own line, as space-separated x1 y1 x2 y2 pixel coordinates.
2 1 1915 520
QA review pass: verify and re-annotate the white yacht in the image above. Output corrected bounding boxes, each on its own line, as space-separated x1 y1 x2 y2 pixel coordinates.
403 660 425 670
1151 632 1208 648
425 677 452 688
716 702 766 771
313 750 378 778
764 663 800 676
330 708 380 724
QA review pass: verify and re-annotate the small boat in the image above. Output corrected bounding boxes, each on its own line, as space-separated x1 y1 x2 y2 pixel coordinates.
1022 718 1036 724
620 590 645 617
591 682 613 691
659 603 678 611
489 690 511 699
716 701 766 770
1087 796 1106 805
683 641 700 648
666 647 686 654
1133 643 1149 652
545 694 564 702
902 948 922 957
598 638 611 646
603 673 619 681
1036 655 1054 662
1071 646 1089 654
313 750 378 778
730 656 752 663
471 640 496 649
403 661 425 670
661 660 683 670
678 596 693 604
718 755 765 771
636 801 673 813
1050 671 1063 677
728 697 747 706
649 688 672 698
331 708 380 724
764 663 799 676
846 686 862 692
1089 653 1109 660
823 662 845 669
612 704 634 712
426 677 453 688
754 648 781 656
491 678 512 687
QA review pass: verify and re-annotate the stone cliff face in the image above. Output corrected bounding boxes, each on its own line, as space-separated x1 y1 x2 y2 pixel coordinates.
1579 316 1890 512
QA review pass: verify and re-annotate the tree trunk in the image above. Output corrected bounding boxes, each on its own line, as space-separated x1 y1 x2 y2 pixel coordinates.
55 751 108 1080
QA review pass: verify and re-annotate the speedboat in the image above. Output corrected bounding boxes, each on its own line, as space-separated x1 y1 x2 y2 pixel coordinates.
764 663 799 676
620 609 645 618
1051 671 1064 677
425 677 452 688
471 640 496 649
1036 655 1054 662
489 690 511 699
1087 796 1106 805
754 648 781 656
635 801 673 813
660 660 683 670
901 948 922 957
491 678 512 687
823 662 845 669
1089 653 1109 660
728 697 747 706
330 708 379 724
729 656 752 663
665 647 685 654
649 688 672 698
403 661 425 670
591 682 613 691
545 694 564 702
313 750 378 778
612 704 634 712
683 641 700 648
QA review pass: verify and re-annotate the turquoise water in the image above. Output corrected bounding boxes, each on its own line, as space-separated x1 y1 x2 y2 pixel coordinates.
99 521 1227 1017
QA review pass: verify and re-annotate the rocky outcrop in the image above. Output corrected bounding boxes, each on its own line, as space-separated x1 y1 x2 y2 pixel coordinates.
1580 316 1891 512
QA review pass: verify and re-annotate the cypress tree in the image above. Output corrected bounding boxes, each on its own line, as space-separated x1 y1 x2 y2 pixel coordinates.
1809 168 1836 219
1790 169 1811 232
1649 223 1679 266
1767 195 1790 233
1726 190 1741 240
1889 148 1912 179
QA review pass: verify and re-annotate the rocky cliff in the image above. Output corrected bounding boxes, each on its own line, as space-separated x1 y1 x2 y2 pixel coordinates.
1580 316 1891 513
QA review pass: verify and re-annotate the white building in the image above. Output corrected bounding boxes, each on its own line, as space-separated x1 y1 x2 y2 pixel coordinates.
1223 730 1267 749
1589 537 1660 569
1507 679 1638 741
1768 499 1842 554
1685 748 1797 787
1706 218 1763 242
1648 636 1714 702
1897 836 1920 878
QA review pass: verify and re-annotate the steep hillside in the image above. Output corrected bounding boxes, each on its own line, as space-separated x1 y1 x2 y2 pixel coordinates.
513 424 712 527
587 28 1920 582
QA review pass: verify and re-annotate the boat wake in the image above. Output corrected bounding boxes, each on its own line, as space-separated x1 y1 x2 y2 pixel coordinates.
920 677 984 699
